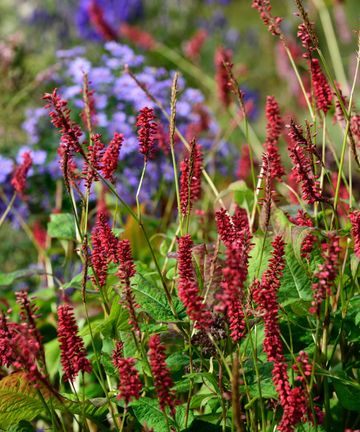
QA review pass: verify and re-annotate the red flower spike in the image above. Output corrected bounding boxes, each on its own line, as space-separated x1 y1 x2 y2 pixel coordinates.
0 313 15 367
215 206 249 247
350 115 360 146
112 342 142 405
101 132 123 182
179 139 203 216
81 75 97 130
90 213 119 288
252 0 282 36
237 144 251 181
297 23 316 57
11 152 33 197
259 152 275 230
216 226 252 342
117 239 139 332
214 47 233 108
288 120 322 204
253 237 309 430
88 0 118 41
177 235 213 330
289 210 317 259
0 295 47 385
310 59 332 114
350 210 360 259
83 133 105 189
215 208 235 246
16 291 44 363
10 323 44 384
265 96 283 143
310 234 341 315
148 335 178 416
265 96 284 179
57 304 92 382
292 351 312 384
184 29 208 61
119 24 156 50
43 89 84 182
136 107 158 162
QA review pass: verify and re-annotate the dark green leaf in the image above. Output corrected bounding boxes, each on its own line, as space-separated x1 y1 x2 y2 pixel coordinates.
132 274 180 321
6 420 36 432
279 243 312 305
131 398 168 432
47 213 76 240
247 235 272 282
332 377 360 411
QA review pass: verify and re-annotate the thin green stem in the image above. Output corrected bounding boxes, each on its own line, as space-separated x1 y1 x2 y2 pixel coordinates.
169 73 183 234
312 0 348 91
136 161 147 221
284 45 315 121
0 192 16 228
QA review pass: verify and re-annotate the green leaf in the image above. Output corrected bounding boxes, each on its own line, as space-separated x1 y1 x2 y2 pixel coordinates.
166 352 190 373
44 338 60 380
101 301 130 337
332 377 360 411
175 404 194 430
131 398 193 432
6 420 36 432
47 213 76 240
247 235 272 282
245 377 277 407
230 180 254 213
0 269 44 287
297 424 326 432
132 274 181 321
0 372 108 429
64 398 108 422
131 398 168 432
279 243 312 305
0 373 50 428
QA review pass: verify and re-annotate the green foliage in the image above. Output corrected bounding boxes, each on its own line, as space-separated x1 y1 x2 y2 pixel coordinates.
0 373 108 429
279 243 312 306
132 273 185 321
6 421 36 432
131 398 194 431
47 213 76 240
0 374 49 429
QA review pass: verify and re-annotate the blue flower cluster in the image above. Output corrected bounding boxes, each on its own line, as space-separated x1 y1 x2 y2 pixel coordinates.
19 42 237 210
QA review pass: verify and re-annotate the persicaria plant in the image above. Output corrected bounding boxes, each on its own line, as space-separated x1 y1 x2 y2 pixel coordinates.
0 0 359 431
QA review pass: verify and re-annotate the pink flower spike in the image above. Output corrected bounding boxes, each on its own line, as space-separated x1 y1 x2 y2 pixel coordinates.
148 335 178 416
11 152 33 197
57 304 92 382
179 139 203 216
264 96 284 179
117 239 139 332
112 342 142 405
177 235 213 330
184 29 208 61
310 234 341 315
310 58 332 114
252 0 282 36
101 132 123 182
136 107 158 162
83 133 105 189
350 210 360 259
214 47 233 108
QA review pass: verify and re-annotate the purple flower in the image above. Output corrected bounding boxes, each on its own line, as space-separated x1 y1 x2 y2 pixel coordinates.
22 42 236 211
0 156 13 183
